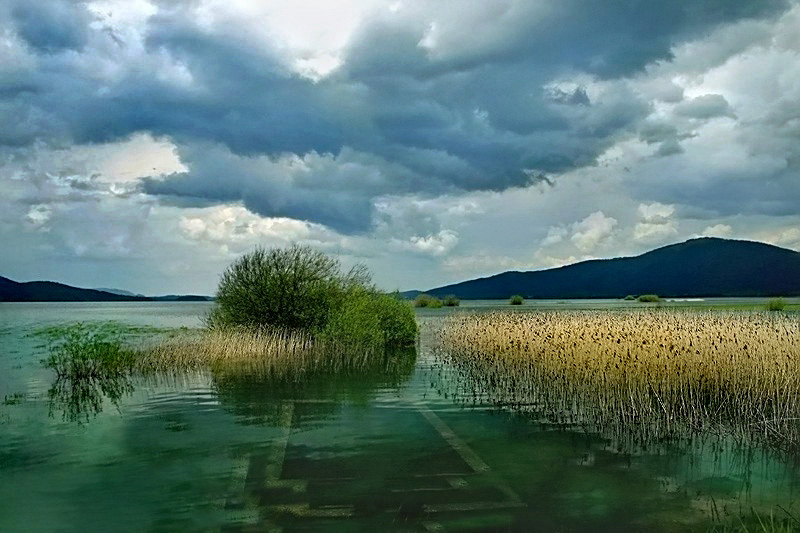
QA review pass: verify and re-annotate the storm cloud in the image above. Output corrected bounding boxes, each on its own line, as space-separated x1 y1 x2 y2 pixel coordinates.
0 0 793 233
1 0 799 292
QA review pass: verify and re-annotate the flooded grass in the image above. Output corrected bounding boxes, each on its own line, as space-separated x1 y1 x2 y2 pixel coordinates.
137 326 398 379
436 310 800 453
40 322 417 422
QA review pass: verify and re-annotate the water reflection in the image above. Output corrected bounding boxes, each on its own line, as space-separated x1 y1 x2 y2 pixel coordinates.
47 369 134 423
44 333 417 425
43 327 136 423
212 347 417 425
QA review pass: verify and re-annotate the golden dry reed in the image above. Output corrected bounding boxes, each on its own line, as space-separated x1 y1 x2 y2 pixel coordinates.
437 310 800 452
137 326 384 380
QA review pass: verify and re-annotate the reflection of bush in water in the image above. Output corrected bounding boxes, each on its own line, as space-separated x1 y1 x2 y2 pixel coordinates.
212 347 417 426
44 325 135 422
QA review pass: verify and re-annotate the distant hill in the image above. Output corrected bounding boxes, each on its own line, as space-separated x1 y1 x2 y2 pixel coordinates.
406 238 800 299
0 276 212 302
95 287 144 297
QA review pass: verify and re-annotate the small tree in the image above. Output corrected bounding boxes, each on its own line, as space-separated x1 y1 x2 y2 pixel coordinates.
509 295 524 305
210 245 365 331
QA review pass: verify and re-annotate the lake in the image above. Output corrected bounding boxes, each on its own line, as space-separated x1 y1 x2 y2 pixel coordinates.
1 301 798 531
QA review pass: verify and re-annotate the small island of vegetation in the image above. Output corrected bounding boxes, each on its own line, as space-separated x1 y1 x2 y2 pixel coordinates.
414 293 443 308
45 246 419 401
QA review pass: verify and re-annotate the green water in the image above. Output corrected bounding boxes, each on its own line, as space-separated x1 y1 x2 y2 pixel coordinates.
1 302 799 531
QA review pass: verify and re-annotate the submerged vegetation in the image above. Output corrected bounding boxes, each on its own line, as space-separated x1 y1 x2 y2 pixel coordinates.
139 326 413 378
437 310 800 453
42 321 418 421
44 325 136 422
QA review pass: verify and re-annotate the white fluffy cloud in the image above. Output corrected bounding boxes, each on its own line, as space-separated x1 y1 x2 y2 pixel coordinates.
571 211 618 253
634 202 678 243
702 223 733 237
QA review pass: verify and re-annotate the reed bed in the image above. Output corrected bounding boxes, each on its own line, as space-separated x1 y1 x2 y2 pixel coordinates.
436 310 800 452
136 326 387 379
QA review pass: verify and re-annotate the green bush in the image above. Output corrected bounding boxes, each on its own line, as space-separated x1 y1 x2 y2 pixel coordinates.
623 294 636 301
637 294 661 303
209 245 417 349
509 295 524 305
210 245 367 331
766 297 786 311
442 295 460 307
414 293 442 308
323 291 418 350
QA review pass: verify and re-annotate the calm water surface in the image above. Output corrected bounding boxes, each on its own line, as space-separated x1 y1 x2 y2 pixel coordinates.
1 302 798 531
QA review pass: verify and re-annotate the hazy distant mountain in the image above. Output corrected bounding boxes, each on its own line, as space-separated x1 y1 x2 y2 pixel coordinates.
0 277 212 302
405 238 800 299
95 287 145 297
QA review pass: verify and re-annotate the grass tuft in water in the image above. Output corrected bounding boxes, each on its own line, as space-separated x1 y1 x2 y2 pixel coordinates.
44 324 136 422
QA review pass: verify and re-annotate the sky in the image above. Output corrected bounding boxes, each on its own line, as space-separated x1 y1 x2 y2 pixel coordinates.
1 0 799 295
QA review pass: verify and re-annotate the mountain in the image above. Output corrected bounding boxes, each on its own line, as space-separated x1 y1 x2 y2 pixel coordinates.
407 238 800 299
0 277 212 302
95 287 144 297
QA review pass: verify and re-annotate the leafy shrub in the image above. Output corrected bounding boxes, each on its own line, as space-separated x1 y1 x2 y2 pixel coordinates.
766 297 786 311
323 291 418 350
209 245 418 349
442 295 460 307
210 245 368 331
637 294 661 303
509 295 524 305
623 295 636 301
414 293 443 308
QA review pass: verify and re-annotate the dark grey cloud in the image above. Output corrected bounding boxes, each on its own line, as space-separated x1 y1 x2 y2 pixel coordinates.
10 0 91 53
0 0 793 233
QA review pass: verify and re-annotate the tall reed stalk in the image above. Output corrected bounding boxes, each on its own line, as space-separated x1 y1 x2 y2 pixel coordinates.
137 326 385 380
436 310 800 452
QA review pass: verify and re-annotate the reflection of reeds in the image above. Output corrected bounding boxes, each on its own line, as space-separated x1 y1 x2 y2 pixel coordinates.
137 326 395 380
436 311 800 452
45 324 417 422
